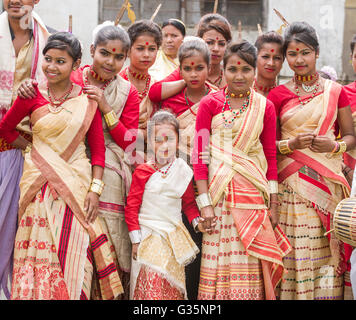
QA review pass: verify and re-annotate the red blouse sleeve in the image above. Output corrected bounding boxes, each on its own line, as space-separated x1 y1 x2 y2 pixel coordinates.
182 180 200 223
338 87 350 109
108 85 140 151
0 89 45 143
260 100 278 180
124 164 156 232
192 94 215 181
86 108 106 168
148 68 182 103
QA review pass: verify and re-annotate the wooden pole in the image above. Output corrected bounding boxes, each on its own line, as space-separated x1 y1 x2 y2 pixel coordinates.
68 15 72 33
213 0 219 14
273 8 290 26
238 20 242 42
150 3 162 21
257 23 263 36
115 0 129 26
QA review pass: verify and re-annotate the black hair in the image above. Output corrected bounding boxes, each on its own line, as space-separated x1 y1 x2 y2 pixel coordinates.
162 19 186 37
93 24 131 53
178 37 210 66
351 34 356 54
127 19 162 48
283 21 319 56
255 31 284 55
196 13 232 43
223 40 257 69
43 32 82 61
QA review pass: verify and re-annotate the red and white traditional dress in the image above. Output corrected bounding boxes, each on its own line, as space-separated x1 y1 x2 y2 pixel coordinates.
125 158 200 299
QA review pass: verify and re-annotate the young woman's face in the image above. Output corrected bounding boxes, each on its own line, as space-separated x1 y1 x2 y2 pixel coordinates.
351 46 356 74
180 53 209 89
130 34 158 72
256 42 284 81
162 25 184 58
42 48 78 85
201 29 227 66
91 39 127 80
285 40 318 76
224 54 255 94
151 123 178 164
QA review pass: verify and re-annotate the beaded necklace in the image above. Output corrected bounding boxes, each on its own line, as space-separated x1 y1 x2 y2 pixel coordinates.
253 79 276 94
294 75 320 106
222 88 251 128
152 160 174 179
47 82 74 113
89 66 107 82
84 67 116 91
126 68 151 100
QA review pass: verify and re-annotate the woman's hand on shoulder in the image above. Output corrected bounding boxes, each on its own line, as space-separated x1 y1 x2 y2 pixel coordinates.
17 79 38 99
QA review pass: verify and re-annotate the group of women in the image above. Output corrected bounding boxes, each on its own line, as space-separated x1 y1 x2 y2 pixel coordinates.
0 11 356 300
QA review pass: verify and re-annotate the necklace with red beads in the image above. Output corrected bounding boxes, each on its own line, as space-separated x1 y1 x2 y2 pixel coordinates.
294 74 320 106
84 66 116 91
126 68 151 100
222 88 251 128
47 82 74 113
253 79 276 93
184 86 210 116
152 160 174 179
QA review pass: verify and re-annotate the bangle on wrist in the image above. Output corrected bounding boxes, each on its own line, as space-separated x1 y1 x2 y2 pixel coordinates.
278 140 292 154
269 180 278 194
196 192 212 210
333 140 347 155
104 110 119 127
89 178 105 196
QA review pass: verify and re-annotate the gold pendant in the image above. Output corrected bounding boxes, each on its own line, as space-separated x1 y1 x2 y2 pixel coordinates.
161 174 167 179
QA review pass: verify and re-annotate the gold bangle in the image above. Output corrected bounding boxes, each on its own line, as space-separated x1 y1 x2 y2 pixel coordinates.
269 180 278 194
278 140 292 155
104 110 119 127
334 140 347 155
89 178 105 196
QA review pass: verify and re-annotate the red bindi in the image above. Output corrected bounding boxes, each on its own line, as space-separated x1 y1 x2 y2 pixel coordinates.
216 37 219 40
191 62 195 66
271 49 274 53
296 48 300 51
145 42 149 46
112 48 116 52
237 61 241 65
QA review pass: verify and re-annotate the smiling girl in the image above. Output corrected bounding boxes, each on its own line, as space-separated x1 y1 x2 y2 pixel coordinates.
16 23 141 299
268 21 356 300
0 32 122 300
193 41 291 300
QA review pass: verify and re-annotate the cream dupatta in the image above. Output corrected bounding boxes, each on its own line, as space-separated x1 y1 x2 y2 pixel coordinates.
278 79 350 213
16 93 123 300
206 91 291 297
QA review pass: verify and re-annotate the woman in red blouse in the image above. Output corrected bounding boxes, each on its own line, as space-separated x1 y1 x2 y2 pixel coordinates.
343 34 356 184
125 110 207 300
148 13 232 104
192 41 291 300
267 22 356 300
0 32 122 300
254 31 285 97
17 23 141 299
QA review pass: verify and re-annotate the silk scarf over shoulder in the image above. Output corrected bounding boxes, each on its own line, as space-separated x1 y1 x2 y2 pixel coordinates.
278 79 350 213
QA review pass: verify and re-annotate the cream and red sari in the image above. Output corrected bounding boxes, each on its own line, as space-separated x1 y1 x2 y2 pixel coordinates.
11 94 123 300
277 80 350 300
198 91 291 300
